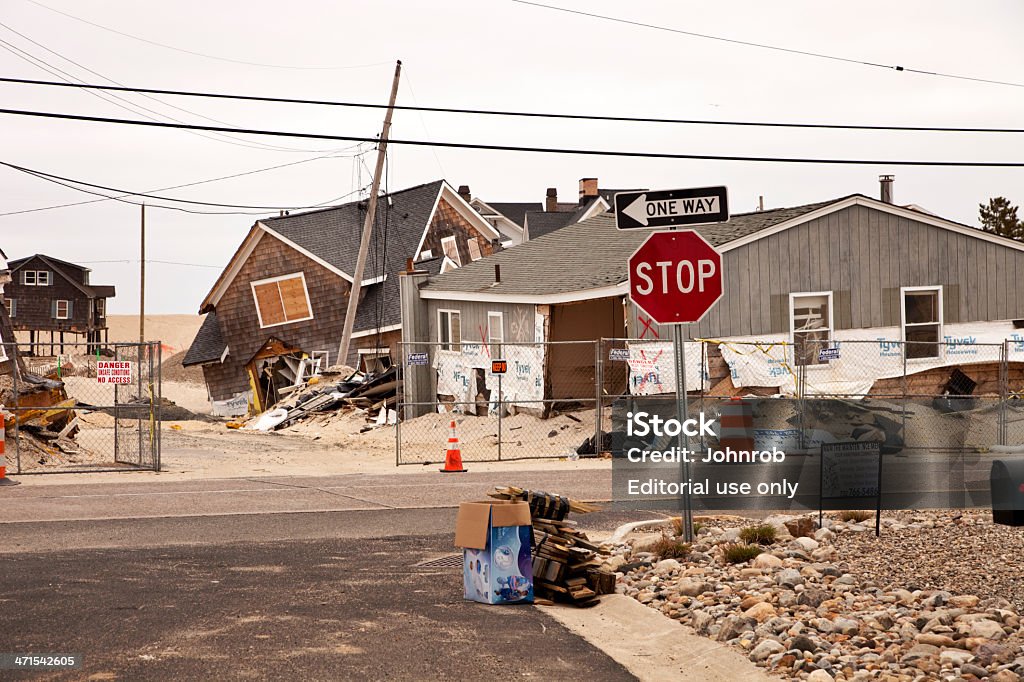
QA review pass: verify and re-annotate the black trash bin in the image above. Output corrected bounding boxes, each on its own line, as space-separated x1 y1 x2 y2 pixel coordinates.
991 459 1024 526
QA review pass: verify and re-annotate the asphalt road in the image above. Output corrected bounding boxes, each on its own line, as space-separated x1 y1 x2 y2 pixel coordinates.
1 469 643 681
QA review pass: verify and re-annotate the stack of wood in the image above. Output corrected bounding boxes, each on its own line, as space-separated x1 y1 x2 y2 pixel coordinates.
488 486 615 608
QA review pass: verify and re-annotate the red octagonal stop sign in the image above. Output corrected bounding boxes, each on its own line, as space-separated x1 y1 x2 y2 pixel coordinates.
628 230 723 325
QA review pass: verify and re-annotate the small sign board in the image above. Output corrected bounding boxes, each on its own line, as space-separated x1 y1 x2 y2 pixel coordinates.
97 360 133 384
490 359 508 375
820 441 882 536
608 348 630 362
407 352 428 366
818 347 841 362
615 186 729 230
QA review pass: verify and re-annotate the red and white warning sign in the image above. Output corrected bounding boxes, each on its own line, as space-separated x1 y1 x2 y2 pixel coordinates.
97 360 133 384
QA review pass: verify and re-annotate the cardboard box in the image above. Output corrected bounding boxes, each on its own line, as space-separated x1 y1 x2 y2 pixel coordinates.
455 501 534 604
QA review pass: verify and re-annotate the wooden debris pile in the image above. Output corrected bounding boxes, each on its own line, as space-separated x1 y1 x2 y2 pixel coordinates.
489 486 615 608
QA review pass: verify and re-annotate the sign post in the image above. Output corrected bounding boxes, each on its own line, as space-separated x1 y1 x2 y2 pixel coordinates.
622 188 728 542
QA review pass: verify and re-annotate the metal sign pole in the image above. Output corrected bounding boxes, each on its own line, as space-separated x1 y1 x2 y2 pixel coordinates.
674 323 694 542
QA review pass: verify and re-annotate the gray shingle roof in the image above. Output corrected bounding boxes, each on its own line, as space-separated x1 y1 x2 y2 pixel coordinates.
423 197 843 298
483 202 541 228
182 312 226 366
524 210 578 239
263 180 444 333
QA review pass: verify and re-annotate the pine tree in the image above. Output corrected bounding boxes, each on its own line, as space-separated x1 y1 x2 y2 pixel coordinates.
978 197 1024 241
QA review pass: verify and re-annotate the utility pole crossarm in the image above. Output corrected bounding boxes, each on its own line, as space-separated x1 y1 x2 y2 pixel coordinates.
337 60 402 367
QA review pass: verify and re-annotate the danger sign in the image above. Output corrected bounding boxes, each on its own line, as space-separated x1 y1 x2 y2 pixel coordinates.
97 360 133 384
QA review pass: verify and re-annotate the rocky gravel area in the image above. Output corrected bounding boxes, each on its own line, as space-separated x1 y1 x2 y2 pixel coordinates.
609 512 1024 681
838 511 1024 613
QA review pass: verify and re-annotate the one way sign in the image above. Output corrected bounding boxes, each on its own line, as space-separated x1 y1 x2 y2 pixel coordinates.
614 186 729 230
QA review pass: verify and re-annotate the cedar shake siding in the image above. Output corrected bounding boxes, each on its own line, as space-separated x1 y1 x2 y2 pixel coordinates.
420 198 496 265
5 254 114 338
205 231 351 400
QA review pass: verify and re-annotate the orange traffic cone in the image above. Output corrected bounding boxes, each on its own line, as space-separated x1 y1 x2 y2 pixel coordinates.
440 420 467 473
0 413 18 486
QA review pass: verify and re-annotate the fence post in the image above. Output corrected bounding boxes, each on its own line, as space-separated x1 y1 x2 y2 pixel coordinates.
11 343 19 474
594 339 603 458
1000 340 1009 446
156 342 162 471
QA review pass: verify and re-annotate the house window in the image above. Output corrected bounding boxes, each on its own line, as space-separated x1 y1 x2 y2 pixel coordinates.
95 299 105 318
468 239 483 262
37 271 51 286
902 286 942 359
4 298 14 317
790 292 833 366
22 270 51 286
487 311 504 358
54 299 70 320
310 350 329 373
438 309 461 352
441 236 461 266
0 328 6 362
23 270 36 286
250 272 313 329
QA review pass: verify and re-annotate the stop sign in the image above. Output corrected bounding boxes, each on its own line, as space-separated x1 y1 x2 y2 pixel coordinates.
628 230 723 325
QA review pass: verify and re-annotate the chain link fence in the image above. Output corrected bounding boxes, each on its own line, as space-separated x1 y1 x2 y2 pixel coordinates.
2 341 162 473
394 335 1024 465
396 340 599 463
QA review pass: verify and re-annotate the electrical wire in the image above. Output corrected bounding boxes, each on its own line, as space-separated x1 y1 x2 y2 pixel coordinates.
0 149 362 218
22 0 391 71
2 161 372 215
0 25 346 154
510 0 1024 90
4 105 1024 167
3 75 1024 135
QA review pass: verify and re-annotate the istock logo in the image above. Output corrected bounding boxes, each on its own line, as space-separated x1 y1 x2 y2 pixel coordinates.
626 411 716 438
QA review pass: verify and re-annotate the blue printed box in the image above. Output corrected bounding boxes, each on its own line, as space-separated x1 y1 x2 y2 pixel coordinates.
455 501 534 605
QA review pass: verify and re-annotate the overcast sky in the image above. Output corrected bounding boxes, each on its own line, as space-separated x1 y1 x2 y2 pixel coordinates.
2 0 1024 315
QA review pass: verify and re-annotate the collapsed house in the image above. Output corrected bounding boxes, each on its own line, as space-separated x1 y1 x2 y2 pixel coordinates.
182 180 502 415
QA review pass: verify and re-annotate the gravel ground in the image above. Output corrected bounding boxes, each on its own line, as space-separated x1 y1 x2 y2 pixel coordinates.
838 511 1024 612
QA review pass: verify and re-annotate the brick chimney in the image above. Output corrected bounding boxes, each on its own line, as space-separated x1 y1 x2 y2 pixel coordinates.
545 187 558 212
879 175 894 204
457 185 471 203
579 177 598 202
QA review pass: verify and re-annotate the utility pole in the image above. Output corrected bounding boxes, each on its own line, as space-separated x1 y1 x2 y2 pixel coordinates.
337 59 402 367
140 203 145 345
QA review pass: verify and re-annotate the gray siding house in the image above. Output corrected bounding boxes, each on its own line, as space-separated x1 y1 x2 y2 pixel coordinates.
400 189 1024 402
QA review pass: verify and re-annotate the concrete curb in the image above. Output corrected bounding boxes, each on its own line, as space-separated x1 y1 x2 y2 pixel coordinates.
539 594 774 682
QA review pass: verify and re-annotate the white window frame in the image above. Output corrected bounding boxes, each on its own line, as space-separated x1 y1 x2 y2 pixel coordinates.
55 299 70 320
4 298 14 317
249 272 314 329
789 291 834 367
310 350 329 373
468 239 483 262
440 236 461 266
95 298 105 317
487 311 504 358
901 285 943 361
37 270 50 286
437 309 462 352
22 270 36 286
0 328 6 362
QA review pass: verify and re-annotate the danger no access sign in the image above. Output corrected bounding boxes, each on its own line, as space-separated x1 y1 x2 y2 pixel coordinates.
97 360 133 384
614 186 729 230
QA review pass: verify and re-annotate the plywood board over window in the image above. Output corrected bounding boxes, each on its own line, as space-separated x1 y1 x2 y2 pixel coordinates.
250 272 314 328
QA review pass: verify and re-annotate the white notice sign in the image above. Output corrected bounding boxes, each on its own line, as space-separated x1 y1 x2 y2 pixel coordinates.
97 360 133 384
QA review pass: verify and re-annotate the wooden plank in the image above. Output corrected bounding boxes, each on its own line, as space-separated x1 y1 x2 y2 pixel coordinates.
868 209 881 327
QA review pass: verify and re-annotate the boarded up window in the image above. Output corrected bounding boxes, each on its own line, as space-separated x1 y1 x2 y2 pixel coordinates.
251 273 313 328
468 239 483 262
441 236 461 266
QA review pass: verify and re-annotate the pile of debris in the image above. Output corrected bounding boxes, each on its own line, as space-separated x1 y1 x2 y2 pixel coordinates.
488 486 615 607
0 370 85 465
244 365 399 432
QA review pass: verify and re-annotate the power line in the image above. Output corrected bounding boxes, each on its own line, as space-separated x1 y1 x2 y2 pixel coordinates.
1 160 373 215
79 259 222 268
3 75 1024 135
0 149 362 218
22 0 392 71
510 0 1024 90
4 105 1024 167
0 25 343 154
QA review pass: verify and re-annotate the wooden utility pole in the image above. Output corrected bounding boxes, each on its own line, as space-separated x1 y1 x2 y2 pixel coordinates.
337 60 402 367
140 203 146 345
